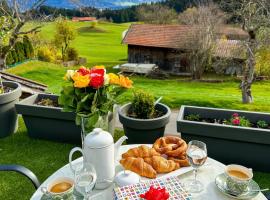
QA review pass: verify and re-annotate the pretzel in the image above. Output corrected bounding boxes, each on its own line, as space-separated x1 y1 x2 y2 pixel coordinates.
153 136 187 157
168 157 190 167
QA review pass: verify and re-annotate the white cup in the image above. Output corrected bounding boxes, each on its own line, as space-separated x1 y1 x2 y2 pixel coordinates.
41 177 74 199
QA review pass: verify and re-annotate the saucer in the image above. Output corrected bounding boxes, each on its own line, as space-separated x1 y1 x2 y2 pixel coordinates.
215 173 260 199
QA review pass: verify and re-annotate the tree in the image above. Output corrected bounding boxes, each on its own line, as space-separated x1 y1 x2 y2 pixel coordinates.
136 4 178 24
221 0 270 103
54 17 76 61
0 0 45 69
179 2 226 79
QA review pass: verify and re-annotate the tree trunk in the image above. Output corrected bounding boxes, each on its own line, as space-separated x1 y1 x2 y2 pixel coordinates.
241 37 256 104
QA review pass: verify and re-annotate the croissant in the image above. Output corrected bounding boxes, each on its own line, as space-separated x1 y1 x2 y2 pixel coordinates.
120 157 157 179
144 156 180 173
122 145 160 158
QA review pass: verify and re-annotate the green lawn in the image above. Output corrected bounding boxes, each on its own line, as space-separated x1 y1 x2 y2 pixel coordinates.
2 21 270 199
27 21 130 66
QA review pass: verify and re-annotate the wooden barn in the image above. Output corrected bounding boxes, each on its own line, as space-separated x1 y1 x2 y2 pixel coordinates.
122 24 248 75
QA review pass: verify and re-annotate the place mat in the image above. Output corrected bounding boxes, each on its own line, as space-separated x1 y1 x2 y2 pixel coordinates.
114 176 192 200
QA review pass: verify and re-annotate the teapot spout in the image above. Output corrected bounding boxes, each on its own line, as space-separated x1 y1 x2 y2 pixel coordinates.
114 136 128 161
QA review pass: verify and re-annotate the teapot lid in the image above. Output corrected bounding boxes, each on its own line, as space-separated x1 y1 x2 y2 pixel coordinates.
84 128 113 148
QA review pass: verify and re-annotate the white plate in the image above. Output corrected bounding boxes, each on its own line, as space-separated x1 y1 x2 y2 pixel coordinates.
116 144 194 181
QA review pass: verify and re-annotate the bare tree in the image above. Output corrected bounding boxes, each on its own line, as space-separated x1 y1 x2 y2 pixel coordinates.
221 0 270 103
137 4 178 24
0 0 46 70
179 2 226 79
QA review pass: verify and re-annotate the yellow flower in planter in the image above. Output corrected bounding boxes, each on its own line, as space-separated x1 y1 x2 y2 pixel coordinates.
119 75 133 89
72 72 91 88
108 73 120 85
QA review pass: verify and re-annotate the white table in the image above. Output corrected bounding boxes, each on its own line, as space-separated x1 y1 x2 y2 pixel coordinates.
31 145 267 200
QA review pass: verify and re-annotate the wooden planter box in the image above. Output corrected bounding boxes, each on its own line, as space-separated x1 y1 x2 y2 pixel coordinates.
177 105 270 172
15 93 81 144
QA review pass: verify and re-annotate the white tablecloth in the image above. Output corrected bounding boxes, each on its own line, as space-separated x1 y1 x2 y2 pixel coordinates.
31 145 267 200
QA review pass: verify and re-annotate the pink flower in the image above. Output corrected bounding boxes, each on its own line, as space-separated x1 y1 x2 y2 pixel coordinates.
232 113 239 118
232 118 240 125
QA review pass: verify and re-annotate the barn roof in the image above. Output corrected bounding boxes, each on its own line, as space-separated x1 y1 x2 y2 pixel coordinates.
214 39 246 60
122 24 248 50
72 17 97 21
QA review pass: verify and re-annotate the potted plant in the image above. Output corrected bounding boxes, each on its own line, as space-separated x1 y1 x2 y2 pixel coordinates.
15 93 82 143
0 77 21 138
118 90 171 144
177 105 270 172
16 66 132 143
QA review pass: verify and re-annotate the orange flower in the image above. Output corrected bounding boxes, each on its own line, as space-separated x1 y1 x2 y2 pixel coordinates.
108 73 120 85
72 72 91 88
119 75 133 88
93 65 105 69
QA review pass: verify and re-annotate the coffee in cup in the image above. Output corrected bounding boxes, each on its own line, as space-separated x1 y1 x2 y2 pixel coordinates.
41 177 74 199
225 164 253 195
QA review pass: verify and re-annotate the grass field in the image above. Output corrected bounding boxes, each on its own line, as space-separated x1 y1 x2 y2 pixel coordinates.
29 21 130 66
2 21 270 199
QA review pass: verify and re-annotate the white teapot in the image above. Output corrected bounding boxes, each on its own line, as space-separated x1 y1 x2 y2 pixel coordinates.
69 128 127 189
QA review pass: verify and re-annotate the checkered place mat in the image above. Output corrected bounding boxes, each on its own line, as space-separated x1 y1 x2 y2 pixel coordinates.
114 176 192 200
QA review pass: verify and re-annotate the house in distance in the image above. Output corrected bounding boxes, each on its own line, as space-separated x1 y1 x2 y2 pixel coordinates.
72 17 97 22
122 24 248 76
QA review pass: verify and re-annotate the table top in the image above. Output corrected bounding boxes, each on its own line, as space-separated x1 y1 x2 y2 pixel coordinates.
31 144 267 200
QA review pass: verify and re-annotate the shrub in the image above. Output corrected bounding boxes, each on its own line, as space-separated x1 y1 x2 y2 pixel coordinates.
66 47 79 61
37 46 56 62
23 36 34 59
257 120 268 129
185 114 200 121
15 42 25 62
129 90 155 119
90 20 98 28
255 48 270 77
6 51 14 65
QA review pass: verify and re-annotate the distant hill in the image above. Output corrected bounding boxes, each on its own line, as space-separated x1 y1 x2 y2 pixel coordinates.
44 0 162 9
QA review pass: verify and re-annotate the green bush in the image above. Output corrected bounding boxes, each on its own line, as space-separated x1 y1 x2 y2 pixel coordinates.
6 52 14 65
23 36 34 59
130 90 155 119
15 42 26 62
66 47 79 61
37 46 55 62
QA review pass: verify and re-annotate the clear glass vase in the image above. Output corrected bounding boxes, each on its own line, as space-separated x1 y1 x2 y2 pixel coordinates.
80 105 117 147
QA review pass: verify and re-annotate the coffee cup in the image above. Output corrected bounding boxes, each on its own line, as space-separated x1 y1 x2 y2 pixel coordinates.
41 177 74 199
225 164 253 195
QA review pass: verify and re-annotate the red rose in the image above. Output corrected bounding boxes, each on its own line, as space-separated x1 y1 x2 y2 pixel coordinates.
90 68 105 76
90 73 104 89
78 67 90 76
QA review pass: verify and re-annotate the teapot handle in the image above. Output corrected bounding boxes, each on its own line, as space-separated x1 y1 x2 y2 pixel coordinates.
69 147 83 174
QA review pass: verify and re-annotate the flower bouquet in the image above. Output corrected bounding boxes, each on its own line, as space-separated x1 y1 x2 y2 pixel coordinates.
59 66 133 133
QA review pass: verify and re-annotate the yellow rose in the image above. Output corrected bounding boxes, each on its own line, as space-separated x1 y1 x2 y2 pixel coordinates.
71 72 90 88
119 75 133 89
108 73 120 85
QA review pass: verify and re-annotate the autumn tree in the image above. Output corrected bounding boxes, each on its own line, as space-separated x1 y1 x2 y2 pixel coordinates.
54 17 76 61
0 0 45 70
221 0 270 103
136 4 178 24
178 2 226 79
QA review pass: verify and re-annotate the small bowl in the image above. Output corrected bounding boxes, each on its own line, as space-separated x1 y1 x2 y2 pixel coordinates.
41 177 74 199
225 164 253 195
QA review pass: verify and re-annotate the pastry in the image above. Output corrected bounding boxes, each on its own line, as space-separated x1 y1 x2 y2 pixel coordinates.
168 156 190 167
153 136 187 157
122 145 160 158
120 157 157 179
144 156 180 173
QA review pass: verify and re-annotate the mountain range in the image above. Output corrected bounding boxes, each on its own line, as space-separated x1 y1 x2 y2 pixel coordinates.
44 0 161 9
